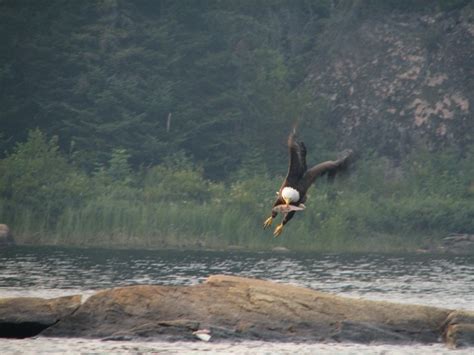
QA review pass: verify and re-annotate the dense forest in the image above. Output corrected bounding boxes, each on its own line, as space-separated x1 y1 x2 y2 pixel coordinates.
1 0 473 252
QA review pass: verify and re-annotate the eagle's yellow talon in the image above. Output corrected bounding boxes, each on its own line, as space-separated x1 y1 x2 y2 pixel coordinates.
273 224 284 237
263 216 273 229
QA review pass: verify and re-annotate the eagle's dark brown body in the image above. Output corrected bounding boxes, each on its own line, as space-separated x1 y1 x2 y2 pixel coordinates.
264 129 353 236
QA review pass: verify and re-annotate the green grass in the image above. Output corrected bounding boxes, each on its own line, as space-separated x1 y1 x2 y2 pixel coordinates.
1 142 473 253
3 186 470 253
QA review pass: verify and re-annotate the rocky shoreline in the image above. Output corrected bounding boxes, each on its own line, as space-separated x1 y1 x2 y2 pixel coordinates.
1 275 473 348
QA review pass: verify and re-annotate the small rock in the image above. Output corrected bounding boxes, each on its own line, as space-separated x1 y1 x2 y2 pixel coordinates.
272 247 290 253
193 329 211 342
0 224 14 246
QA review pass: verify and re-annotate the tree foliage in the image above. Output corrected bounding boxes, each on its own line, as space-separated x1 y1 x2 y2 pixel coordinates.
0 0 347 178
1 1 473 250
2 0 470 178
0 129 473 251
0 129 89 222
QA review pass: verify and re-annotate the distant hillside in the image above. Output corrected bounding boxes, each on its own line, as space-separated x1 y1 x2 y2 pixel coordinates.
306 2 473 159
1 0 472 178
1 1 473 251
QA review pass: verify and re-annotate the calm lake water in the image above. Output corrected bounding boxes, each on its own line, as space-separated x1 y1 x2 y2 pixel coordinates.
1 246 473 354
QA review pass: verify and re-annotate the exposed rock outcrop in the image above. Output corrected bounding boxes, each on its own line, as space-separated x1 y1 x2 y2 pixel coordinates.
1 275 473 347
441 233 474 254
0 295 81 338
308 4 474 154
444 311 474 349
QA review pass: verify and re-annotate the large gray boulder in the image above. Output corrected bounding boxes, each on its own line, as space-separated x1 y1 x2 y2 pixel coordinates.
1 275 473 347
39 275 474 347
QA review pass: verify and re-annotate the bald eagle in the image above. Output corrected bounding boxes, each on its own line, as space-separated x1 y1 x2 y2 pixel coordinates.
263 129 353 237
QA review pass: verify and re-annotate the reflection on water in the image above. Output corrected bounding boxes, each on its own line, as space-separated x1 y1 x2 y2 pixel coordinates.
0 246 473 310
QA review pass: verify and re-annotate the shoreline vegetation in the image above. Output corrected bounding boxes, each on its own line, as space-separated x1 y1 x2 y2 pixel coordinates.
1 2 473 253
1 130 473 253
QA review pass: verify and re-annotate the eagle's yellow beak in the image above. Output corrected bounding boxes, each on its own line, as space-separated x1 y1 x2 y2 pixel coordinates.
283 197 290 206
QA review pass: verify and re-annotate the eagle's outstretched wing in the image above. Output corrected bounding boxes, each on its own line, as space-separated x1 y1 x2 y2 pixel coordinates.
299 149 353 192
284 128 307 187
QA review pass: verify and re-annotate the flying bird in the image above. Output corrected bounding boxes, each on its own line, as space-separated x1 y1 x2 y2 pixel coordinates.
263 128 353 237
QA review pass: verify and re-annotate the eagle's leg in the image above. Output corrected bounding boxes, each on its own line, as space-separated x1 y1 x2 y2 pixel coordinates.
273 223 284 237
263 216 273 228
263 211 277 229
273 211 296 237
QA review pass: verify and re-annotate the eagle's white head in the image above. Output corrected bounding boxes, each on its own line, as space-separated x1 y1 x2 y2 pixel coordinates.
281 187 300 205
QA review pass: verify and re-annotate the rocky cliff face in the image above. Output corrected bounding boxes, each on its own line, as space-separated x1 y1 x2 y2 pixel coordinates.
308 5 473 157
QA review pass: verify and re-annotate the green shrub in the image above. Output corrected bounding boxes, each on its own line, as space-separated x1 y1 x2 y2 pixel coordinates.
1 131 473 252
0 129 89 223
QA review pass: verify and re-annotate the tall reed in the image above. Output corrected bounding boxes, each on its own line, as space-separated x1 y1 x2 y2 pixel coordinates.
2 150 473 252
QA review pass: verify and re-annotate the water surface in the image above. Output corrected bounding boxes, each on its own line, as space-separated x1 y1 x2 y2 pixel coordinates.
1 246 473 353
1 246 472 310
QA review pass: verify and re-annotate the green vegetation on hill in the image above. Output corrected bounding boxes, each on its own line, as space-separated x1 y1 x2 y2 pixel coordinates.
1 130 473 252
2 0 471 178
1 1 473 251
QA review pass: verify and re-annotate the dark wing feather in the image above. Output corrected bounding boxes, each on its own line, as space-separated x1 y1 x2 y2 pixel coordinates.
285 129 307 186
299 149 353 192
